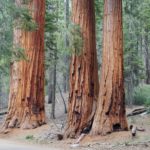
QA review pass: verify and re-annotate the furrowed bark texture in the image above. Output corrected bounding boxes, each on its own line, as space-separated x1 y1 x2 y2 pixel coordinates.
3 0 46 130
91 0 128 135
64 0 99 138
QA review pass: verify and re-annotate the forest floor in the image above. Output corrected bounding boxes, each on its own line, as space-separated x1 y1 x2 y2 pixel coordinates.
0 93 150 150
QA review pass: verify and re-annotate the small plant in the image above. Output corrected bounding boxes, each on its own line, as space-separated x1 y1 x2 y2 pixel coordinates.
133 84 150 106
25 135 34 140
11 46 28 62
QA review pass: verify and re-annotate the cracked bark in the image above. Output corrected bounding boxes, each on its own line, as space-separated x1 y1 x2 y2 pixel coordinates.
3 0 46 130
64 0 99 138
91 0 128 136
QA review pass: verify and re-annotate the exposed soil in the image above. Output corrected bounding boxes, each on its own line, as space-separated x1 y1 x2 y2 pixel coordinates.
0 93 150 150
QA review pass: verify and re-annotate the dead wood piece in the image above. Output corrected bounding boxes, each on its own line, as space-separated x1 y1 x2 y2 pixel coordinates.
0 111 7 116
127 108 147 117
137 128 145 132
124 141 150 147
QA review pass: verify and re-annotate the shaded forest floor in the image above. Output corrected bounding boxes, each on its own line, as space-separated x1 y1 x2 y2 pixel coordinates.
0 93 150 150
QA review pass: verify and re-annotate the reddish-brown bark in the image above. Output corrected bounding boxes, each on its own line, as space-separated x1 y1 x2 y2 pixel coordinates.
91 0 128 135
3 0 46 130
64 0 99 138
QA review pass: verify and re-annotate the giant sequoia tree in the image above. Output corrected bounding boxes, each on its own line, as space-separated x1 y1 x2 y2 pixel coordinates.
91 0 128 135
3 0 46 130
64 0 99 138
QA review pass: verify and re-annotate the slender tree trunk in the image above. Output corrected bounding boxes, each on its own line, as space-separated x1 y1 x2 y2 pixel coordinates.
64 0 99 138
91 0 128 136
0 75 2 108
57 81 67 113
63 0 70 93
3 0 46 130
51 50 57 119
48 68 53 104
63 74 66 93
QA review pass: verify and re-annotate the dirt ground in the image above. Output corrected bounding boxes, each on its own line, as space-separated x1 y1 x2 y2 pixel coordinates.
0 94 150 150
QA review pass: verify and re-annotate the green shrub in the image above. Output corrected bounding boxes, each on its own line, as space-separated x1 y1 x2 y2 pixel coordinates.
25 135 34 140
133 84 150 106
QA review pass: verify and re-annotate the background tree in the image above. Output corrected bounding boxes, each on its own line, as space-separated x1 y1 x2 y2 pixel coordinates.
62 0 70 93
123 0 145 105
45 0 68 118
0 0 13 109
45 0 59 119
139 0 150 84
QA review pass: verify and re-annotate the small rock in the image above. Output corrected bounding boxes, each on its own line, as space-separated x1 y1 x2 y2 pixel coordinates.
70 143 80 148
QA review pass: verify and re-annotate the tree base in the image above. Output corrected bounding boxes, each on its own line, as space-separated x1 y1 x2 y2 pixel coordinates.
91 116 128 136
2 109 46 132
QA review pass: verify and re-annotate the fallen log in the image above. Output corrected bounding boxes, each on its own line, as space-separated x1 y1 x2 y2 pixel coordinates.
124 140 150 147
127 107 147 117
0 111 7 116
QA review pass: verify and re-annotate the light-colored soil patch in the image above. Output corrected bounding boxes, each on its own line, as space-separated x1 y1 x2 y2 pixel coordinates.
0 104 150 150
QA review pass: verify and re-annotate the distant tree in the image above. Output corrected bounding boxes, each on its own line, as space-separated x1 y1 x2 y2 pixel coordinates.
123 0 145 105
63 0 70 93
0 0 13 108
91 0 128 135
139 1 150 84
3 0 46 130
45 0 58 108
64 0 99 138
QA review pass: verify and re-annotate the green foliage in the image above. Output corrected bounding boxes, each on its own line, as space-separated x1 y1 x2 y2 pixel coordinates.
11 47 28 62
139 0 150 29
0 0 13 73
45 0 59 69
57 23 83 56
95 0 103 49
22 0 31 5
25 135 34 140
123 0 146 104
68 24 83 56
11 5 37 31
133 85 150 106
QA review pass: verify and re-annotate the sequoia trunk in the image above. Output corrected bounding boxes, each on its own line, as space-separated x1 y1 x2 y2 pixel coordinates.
64 0 99 138
91 0 128 135
3 0 45 130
